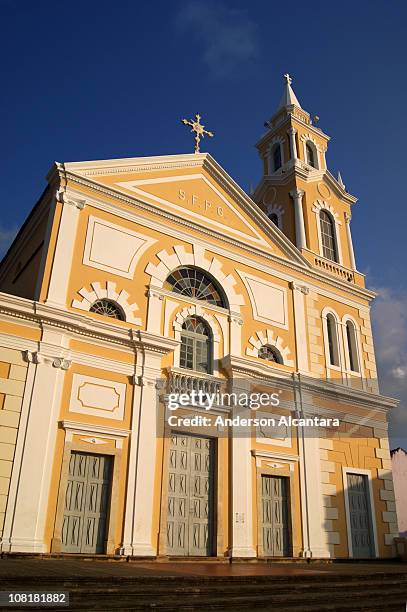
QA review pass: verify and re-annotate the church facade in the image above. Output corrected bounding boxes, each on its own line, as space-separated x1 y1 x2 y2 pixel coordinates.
0 77 399 559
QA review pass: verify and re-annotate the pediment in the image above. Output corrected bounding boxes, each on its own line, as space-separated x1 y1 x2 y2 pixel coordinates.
65 153 309 266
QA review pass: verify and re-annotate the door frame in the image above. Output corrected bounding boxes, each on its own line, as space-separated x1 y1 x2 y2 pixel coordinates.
342 467 379 558
52 427 125 554
158 430 222 557
256 465 295 557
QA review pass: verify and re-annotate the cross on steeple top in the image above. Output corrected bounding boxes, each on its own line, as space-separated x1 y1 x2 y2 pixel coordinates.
181 113 214 154
283 73 292 85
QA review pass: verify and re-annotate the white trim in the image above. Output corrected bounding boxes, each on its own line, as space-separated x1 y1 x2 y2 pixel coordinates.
145 243 244 312
238 270 288 329
245 328 294 367
62 183 374 304
172 304 222 375
71 280 142 325
321 307 344 376
251 449 299 465
61 420 130 438
313 201 343 265
83 215 156 279
341 315 363 377
268 137 285 174
342 467 379 558
266 204 285 230
116 172 269 249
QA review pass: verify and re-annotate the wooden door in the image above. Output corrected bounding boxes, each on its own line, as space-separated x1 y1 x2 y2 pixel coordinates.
347 473 374 558
166 434 214 556
61 452 112 554
261 475 290 556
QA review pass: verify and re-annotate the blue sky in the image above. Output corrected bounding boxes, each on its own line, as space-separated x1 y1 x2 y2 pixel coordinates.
0 0 406 445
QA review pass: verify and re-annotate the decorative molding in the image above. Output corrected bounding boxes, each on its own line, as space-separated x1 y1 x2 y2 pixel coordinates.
290 281 309 295
238 270 288 329
173 305 221 342
145 244 244 311
266 204 285 229
23 350 71 369
68 374 127 421
83 215 156 279
61 419 130 438
55 189 86 210
312 200 342 225
72 280 142 325
245 328 294 367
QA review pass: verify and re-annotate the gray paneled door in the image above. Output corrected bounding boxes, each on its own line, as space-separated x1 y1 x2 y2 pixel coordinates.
166 433 214 556
347 473 374 558
261 475 290 556
61 452 112 554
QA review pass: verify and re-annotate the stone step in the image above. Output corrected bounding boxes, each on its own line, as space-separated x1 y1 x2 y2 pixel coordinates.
5 580 405 611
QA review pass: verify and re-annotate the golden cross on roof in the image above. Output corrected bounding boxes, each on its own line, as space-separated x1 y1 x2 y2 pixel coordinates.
181 114 214 154
283 73 292 85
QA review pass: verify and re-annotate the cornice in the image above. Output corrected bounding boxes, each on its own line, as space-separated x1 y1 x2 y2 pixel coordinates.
221 355 397 412
254 165 357 206
255 112 330 149
0 293 176 354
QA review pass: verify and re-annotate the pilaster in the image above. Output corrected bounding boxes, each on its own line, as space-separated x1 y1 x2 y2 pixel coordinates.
45 190 86 308
121 331 178 557
1 332 70 553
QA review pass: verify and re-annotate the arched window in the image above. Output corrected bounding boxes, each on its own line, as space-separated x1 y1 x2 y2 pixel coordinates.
268 213 279 228
346 320 359 372
165 266 227 308
306 142 317 168
320 210 338 262
180 316 212 373
272 144 282 171
326 313 340 367
258 344 283 364
89 299 125 321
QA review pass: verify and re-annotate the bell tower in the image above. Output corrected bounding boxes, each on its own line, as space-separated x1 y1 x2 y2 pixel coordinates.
253 75 361 285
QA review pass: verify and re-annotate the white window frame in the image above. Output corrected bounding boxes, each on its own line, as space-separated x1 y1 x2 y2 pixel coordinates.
313 202 343 265
341 315 363 377
342 467 379 558
268 137 285 174
321 308 344 375
266 204 285 231
172 308 221 376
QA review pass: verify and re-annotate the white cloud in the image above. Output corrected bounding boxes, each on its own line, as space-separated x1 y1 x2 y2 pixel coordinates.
371 286 407 448
175 2 259 78
0 225 18 256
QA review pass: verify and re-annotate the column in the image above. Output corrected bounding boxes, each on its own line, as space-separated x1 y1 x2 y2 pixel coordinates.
288 128 298 159
229 378 256 558
290 282 310 374
122 331 178 556
45 190 85 307
345 213 356 270
2 335 70 552
290 189 306 250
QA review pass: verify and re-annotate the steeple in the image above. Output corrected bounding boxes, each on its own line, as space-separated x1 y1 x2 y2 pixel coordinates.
277 74 302 111
253 74 358 275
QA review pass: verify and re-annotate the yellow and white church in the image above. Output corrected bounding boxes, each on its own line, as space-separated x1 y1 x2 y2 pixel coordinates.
0 76 399 559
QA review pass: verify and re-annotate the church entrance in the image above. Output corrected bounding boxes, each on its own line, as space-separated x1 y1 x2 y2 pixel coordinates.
61 452 113 554
347 473 375 558
261 475 290 556
166 433 215 556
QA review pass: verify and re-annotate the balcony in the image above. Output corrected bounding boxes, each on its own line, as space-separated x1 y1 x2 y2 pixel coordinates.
166 367 225 395
314 256 354 282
